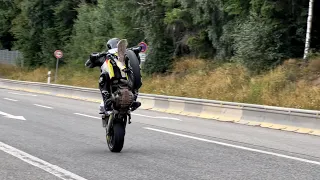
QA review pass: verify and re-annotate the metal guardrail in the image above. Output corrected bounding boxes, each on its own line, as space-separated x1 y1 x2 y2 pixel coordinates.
0 78 319 135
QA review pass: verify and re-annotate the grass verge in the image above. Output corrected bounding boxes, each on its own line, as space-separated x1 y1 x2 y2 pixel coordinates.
0 64 99 88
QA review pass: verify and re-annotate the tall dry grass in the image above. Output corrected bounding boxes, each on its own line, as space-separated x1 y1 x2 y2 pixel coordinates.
141 58 320 110
0 64 99 88
0 64 49 82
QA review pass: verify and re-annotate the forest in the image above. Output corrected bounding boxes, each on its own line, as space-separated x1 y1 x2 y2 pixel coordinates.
1 0 319 74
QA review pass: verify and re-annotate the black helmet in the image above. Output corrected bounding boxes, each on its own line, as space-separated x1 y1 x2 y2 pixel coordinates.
106 38 120 49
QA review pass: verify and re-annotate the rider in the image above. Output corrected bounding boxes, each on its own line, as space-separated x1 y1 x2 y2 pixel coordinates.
85 38 142 115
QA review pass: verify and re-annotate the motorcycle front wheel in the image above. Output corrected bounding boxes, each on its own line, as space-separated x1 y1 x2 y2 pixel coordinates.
106 123 125 152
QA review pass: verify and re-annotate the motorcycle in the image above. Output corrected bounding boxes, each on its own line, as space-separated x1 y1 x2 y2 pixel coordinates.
98 39 145 152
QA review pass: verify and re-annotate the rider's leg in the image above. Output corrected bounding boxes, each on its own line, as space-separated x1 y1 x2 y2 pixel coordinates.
99 72 112 113
130 89 141 112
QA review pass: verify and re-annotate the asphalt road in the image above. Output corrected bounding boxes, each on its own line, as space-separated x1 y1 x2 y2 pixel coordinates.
0 88 319 180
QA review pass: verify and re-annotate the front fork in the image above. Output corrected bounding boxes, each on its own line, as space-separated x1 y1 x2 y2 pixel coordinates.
106 112 114 136
105 111 131 136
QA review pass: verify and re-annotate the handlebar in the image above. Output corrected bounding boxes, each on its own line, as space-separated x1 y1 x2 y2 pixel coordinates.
88 45 143 64
130 46 142 54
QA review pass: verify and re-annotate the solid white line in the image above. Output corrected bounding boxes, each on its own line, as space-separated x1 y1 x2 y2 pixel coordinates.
0 141 87 180
4 98 18 102
74 113 101 119
132 113 182 121
8 92 37 96
73 112 181 121
34 104 53 109
144 127 320 166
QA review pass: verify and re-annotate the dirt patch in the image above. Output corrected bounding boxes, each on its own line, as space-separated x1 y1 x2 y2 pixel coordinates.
312 76 320 86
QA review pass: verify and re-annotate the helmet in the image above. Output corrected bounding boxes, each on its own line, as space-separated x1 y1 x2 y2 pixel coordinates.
106 38 120 49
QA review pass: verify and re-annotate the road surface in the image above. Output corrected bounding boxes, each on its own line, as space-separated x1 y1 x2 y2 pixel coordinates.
0 88 319 180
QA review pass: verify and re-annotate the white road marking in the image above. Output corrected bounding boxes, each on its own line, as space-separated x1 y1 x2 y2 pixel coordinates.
0 141 87 180
73 112 181 121
0 111 26 121
144 127 320 166
132 113 182 121
3 98 18 102
34 104 53 109
8 92 37 96
74 113 101 119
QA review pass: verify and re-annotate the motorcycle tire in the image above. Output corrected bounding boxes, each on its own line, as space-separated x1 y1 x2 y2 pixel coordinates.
107 123 125 152
126 50 142 90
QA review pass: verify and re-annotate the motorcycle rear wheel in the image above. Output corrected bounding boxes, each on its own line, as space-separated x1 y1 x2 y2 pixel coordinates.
106 123 125 152
126 50 142 90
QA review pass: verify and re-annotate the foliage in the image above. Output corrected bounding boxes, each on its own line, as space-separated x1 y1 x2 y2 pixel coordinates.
0 0 16 49
0 0 320 73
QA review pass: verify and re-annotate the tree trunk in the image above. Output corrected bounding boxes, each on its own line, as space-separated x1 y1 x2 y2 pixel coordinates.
303 0 315 60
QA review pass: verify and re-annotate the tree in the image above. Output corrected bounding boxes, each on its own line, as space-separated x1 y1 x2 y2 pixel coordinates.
138 0 175 74
303 0 315 60
0 0 17 50
10 0 89 68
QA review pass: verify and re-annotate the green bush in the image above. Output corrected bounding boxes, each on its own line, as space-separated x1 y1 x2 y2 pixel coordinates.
232 17 286 73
